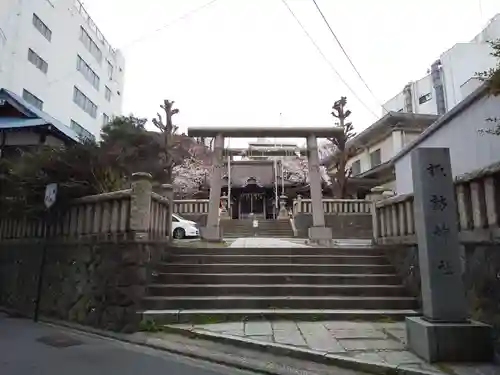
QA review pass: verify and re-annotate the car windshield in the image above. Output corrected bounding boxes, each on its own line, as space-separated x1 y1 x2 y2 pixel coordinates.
174 214 186 221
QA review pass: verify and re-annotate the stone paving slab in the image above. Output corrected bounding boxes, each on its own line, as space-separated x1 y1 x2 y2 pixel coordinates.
169 320 500 375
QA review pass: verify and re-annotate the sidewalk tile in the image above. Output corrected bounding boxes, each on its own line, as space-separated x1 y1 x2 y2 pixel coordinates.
339 339 405 351
324 321 376 330
348 352 387 363
297 322 346 353
245 321 273 336
384 328 407 344
329 328 387 340
196 322 244 333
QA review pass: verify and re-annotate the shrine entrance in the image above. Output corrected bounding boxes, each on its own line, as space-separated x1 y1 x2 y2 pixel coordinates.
188 126 343 242
239 192 266 219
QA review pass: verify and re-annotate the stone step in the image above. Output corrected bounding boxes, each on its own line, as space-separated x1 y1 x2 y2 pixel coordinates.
222 234 294 239
166 254 390 265
166 247 383 256
147 284 408 297
141 309 420 324
152 272 402 285
222 231 294 236
142 295 418 310
142 309 419 325
157 263 395 274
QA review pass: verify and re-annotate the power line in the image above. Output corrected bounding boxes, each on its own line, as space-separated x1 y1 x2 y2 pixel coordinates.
119 0 221 50
280 0 379 119
310 0 389 114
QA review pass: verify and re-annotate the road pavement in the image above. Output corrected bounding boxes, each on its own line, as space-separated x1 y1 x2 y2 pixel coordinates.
0 313 257 375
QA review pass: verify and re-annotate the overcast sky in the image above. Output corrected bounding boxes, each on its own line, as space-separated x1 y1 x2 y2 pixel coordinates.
83 0 499 147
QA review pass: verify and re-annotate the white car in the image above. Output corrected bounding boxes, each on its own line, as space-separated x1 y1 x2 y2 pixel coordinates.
172 213 200 239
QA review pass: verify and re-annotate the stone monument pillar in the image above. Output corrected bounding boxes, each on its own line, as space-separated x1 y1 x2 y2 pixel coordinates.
161 183 173 241
203 134 224 241
278 195 288 219
406 148 492 362
306 134 332 242
130 172 153 240
220 192 230 219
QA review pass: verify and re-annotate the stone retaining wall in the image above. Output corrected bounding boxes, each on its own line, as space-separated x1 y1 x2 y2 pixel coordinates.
383 245 500 356
294 214 373 239
0 238 168 332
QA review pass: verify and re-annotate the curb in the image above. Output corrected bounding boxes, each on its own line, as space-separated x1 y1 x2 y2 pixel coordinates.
162 325 441 375
36 317 371 375
0 307 440 375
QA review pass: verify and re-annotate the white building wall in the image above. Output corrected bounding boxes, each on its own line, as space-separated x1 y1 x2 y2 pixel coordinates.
395 94 500 194
383 13 500 118
440 43 496 110
383 75 436 115
0 0 125 139
384 93 405 113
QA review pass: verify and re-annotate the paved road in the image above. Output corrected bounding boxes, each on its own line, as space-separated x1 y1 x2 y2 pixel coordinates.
0 313 257 375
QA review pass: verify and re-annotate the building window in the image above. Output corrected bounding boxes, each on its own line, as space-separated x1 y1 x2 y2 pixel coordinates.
370 149 381 168
73 86 97 118
79 26 102 63
418 92 432 104
107 60 113 80
351 160 361 176
77 55 100 90
70 119 95 142
28 49 48 74
103 113 109 125
22 89 43 110
32 14 52 41
105 86 112 102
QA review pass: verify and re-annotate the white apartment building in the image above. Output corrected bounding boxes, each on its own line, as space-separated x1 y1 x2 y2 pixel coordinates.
0 0 125 141
384 13 500 116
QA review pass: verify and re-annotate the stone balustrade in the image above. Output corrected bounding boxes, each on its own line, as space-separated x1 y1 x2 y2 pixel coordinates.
294 198 372 215
173 199 209 215
0 173 171 240
374 161 500 245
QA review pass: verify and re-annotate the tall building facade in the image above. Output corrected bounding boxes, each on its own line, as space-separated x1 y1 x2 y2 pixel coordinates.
0 0 125 141
384 13 500 116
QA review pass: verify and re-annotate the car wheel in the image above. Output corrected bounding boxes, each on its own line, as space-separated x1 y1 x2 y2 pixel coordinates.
173 228 185 239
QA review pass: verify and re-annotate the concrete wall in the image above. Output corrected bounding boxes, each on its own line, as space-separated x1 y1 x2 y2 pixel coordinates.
440 43 496 110
383 245 500 356
0 0 125 139
294 214 373 239
345 129 417 177
395 93 500 194
0 238 166 332
384 75 436 115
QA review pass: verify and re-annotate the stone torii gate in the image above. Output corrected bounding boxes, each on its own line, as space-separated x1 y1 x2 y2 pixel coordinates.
187 126 343 242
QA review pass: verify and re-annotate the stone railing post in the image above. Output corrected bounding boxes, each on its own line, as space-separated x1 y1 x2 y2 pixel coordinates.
371 202 379 243
130 172 153 240
161 184 173 242
278 195 288 219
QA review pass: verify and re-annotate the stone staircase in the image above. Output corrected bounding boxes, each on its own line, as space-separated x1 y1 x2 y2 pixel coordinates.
220 219 294 238
141 246 419 324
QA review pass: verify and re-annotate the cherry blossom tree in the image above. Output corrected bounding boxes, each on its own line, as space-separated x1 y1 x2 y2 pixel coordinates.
282 157 308 184
173 157 210 197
